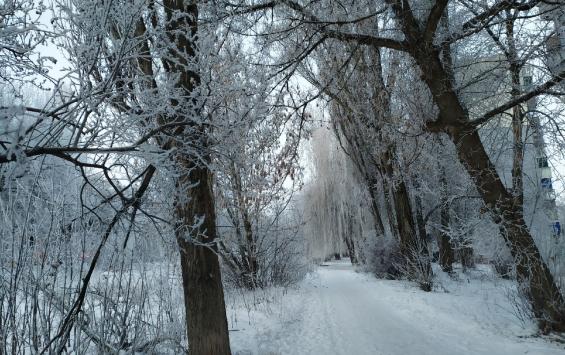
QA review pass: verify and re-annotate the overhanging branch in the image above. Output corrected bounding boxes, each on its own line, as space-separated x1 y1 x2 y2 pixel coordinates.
471 69 565 127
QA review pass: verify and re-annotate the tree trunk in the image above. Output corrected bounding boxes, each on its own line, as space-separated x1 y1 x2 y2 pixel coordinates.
451 129 565 332
438 209 454 273
222 171 257 289
381 164 431 290
175 164 232 355
506 15 525 213
393 178 432 290
162 0 232 350
393 180 419 260
367 177 386 238
231 162 258 289
381 149 432 290
438 171 454 273
241 210 258 288
344 235 357 264
410 38 565 330
343 208 358 264
383 179 400 241
458 237 474 271
412 179 428 245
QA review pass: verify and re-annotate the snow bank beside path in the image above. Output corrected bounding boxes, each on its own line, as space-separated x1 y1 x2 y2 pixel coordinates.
228 261 565 355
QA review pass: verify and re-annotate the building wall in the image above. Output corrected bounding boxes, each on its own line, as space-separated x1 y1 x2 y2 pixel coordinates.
540 2 565 82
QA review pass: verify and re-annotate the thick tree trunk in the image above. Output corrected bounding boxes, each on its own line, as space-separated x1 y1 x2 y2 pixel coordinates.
133 0 232 349
409 38 565 330
393 180 419 260
161 1 232 349
175 164 232 355
451 129 565 332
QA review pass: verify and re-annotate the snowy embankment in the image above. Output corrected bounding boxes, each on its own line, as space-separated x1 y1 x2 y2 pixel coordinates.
228 261 565 355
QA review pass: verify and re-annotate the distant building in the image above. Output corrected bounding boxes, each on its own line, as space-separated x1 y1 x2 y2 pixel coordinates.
537 1 565 238
454 51 562 240
539 2 565 80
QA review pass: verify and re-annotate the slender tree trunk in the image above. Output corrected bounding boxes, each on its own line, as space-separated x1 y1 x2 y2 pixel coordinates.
231 163 258 289
380 153 432 290
382 179 400 241
224 206 249 280
343 208 358 264
438 170 454 273
438 210 454 273
506 14 525 213
241 210 258 288
393 178 432 290
367 177 386 237
344 233 357 263
412 178 428 243
459 237 474 271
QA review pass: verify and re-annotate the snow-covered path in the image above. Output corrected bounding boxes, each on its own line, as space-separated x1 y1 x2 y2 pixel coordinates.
230 262 565 355
292 264 445 354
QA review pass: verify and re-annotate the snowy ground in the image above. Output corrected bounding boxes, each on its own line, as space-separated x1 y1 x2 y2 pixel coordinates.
228 261 565 355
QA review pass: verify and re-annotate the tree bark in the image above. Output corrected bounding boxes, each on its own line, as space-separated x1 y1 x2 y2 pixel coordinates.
175 164 232 355
163 0 232 351
383 180 400 241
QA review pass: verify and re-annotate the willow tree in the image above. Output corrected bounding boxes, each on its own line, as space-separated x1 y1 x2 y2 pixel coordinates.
299 39 433 289
302 126 370 263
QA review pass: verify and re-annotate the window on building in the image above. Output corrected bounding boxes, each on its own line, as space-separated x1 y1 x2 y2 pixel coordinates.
523 75 533 89
552 221 561 237
538 157 549 168
541 178 553 190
